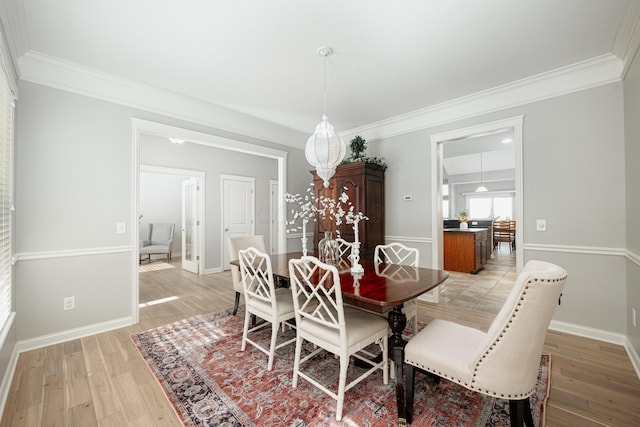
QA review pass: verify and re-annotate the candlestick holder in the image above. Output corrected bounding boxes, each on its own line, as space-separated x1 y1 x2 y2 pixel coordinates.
351 240 364 273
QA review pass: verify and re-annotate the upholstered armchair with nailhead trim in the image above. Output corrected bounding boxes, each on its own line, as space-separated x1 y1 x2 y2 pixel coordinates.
404 260 567 426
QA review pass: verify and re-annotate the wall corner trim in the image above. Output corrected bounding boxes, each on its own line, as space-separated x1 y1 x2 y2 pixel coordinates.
625 336 640 381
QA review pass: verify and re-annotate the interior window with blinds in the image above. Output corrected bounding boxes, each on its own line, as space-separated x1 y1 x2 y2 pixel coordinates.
0 52 15 331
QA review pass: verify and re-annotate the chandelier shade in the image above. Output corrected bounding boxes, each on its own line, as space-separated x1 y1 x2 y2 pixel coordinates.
305 46 346 188
305 114 346 187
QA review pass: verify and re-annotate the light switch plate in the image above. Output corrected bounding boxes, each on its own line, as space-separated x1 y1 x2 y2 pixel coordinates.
536 219 547 232
116 222 126 234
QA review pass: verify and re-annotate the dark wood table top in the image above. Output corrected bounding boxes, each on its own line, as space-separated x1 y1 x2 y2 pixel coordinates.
264 252 449 314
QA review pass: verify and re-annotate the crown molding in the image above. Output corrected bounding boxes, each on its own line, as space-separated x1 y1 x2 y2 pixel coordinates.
614 0 640 78
17 48 626 149
18 51 307 149
0 0 26 94
341 54 623 142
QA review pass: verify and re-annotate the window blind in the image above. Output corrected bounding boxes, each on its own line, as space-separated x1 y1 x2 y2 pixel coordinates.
0 50 14 330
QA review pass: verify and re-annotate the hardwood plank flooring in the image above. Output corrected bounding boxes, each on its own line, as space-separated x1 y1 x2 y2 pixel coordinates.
1 251 639 426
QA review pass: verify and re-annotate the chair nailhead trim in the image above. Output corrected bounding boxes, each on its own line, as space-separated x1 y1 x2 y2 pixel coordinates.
408 275 566 398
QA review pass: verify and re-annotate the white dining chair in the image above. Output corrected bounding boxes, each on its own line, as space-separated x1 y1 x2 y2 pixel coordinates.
404 260 567 426
374 242 420 335
288 256 389 421
239 247 296 370
334 237 354 269
228 235 268 315
335 237 353 260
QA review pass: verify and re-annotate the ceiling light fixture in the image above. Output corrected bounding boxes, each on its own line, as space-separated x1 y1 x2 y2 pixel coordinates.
501 138 513 144
169 137 185 144
305 46 346 188
476 152 488 192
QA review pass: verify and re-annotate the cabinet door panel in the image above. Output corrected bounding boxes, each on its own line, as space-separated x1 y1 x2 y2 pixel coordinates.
310 162 385 257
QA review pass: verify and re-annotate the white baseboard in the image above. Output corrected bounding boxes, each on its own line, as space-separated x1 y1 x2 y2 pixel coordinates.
549 320 640 380
417 289 440 303
204 267 223 274
549 320 627 345
0 316 134 418
0 345 18 421
16 316 133 353
625 336 640 380
0 313 17 419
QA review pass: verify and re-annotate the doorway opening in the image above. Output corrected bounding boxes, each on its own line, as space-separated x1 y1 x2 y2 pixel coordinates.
140 165 205 274
131 118 288 324
430 116 524 275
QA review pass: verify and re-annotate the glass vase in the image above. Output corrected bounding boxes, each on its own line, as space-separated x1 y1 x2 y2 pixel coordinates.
318 231 340 264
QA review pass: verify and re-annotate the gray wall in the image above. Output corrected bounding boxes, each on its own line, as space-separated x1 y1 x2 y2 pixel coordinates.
370 82 628 334
625 48 640 355
15 84 134 341
13 81 310 343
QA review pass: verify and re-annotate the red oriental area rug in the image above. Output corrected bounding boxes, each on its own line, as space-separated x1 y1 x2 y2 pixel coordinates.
131 309 550 426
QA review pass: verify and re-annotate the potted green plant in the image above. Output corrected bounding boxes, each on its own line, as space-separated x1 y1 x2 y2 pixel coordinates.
343 135 387 169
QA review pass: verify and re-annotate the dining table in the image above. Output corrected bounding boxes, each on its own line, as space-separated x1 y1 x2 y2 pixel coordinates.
238 251 450 424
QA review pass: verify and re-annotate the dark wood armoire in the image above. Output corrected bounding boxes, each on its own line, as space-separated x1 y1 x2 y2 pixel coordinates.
311 162 385 258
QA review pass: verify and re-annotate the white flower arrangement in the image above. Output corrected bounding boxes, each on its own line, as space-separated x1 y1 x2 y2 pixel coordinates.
316 190 350 235
345 206 368 227
285 184 369 270
285 183 319 255
284 183 317 233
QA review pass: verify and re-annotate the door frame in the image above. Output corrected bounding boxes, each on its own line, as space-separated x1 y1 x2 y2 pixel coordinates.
182 176 202 274
131 118 288 324
269 179 279 254
430 116 524 274
139 165 206 273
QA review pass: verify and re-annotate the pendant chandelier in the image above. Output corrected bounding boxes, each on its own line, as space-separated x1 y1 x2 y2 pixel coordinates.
305 46 346 188
476 152 488 192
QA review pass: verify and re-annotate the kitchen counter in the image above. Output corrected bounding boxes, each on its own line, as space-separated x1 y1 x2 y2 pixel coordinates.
443 228 490 274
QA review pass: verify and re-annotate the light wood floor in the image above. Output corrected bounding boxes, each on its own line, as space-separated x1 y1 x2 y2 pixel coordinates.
1 251 639 426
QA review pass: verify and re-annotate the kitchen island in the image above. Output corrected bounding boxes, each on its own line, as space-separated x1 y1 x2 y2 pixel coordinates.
443 228 490 274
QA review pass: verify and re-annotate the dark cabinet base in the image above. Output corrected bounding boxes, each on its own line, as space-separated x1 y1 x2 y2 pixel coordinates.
443 228 489 274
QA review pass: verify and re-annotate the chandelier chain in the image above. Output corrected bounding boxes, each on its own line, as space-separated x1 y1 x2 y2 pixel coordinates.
322 54 327 116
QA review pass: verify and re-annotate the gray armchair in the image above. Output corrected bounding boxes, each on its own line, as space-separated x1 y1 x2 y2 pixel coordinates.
139 223 175 264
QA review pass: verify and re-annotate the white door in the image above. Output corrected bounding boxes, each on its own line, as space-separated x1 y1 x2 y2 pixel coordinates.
222 175 255 268
269 180 279 254
182 178 199 273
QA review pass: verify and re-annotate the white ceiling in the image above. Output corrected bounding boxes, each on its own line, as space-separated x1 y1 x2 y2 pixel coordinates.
443 129 516 176
3 0 639 137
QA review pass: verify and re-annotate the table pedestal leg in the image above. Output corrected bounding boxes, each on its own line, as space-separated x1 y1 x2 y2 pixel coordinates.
388 305 407 425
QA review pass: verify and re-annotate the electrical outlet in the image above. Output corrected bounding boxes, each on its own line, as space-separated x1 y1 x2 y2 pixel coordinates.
536 219 547 232
64 296 75 311
116 222 126 234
